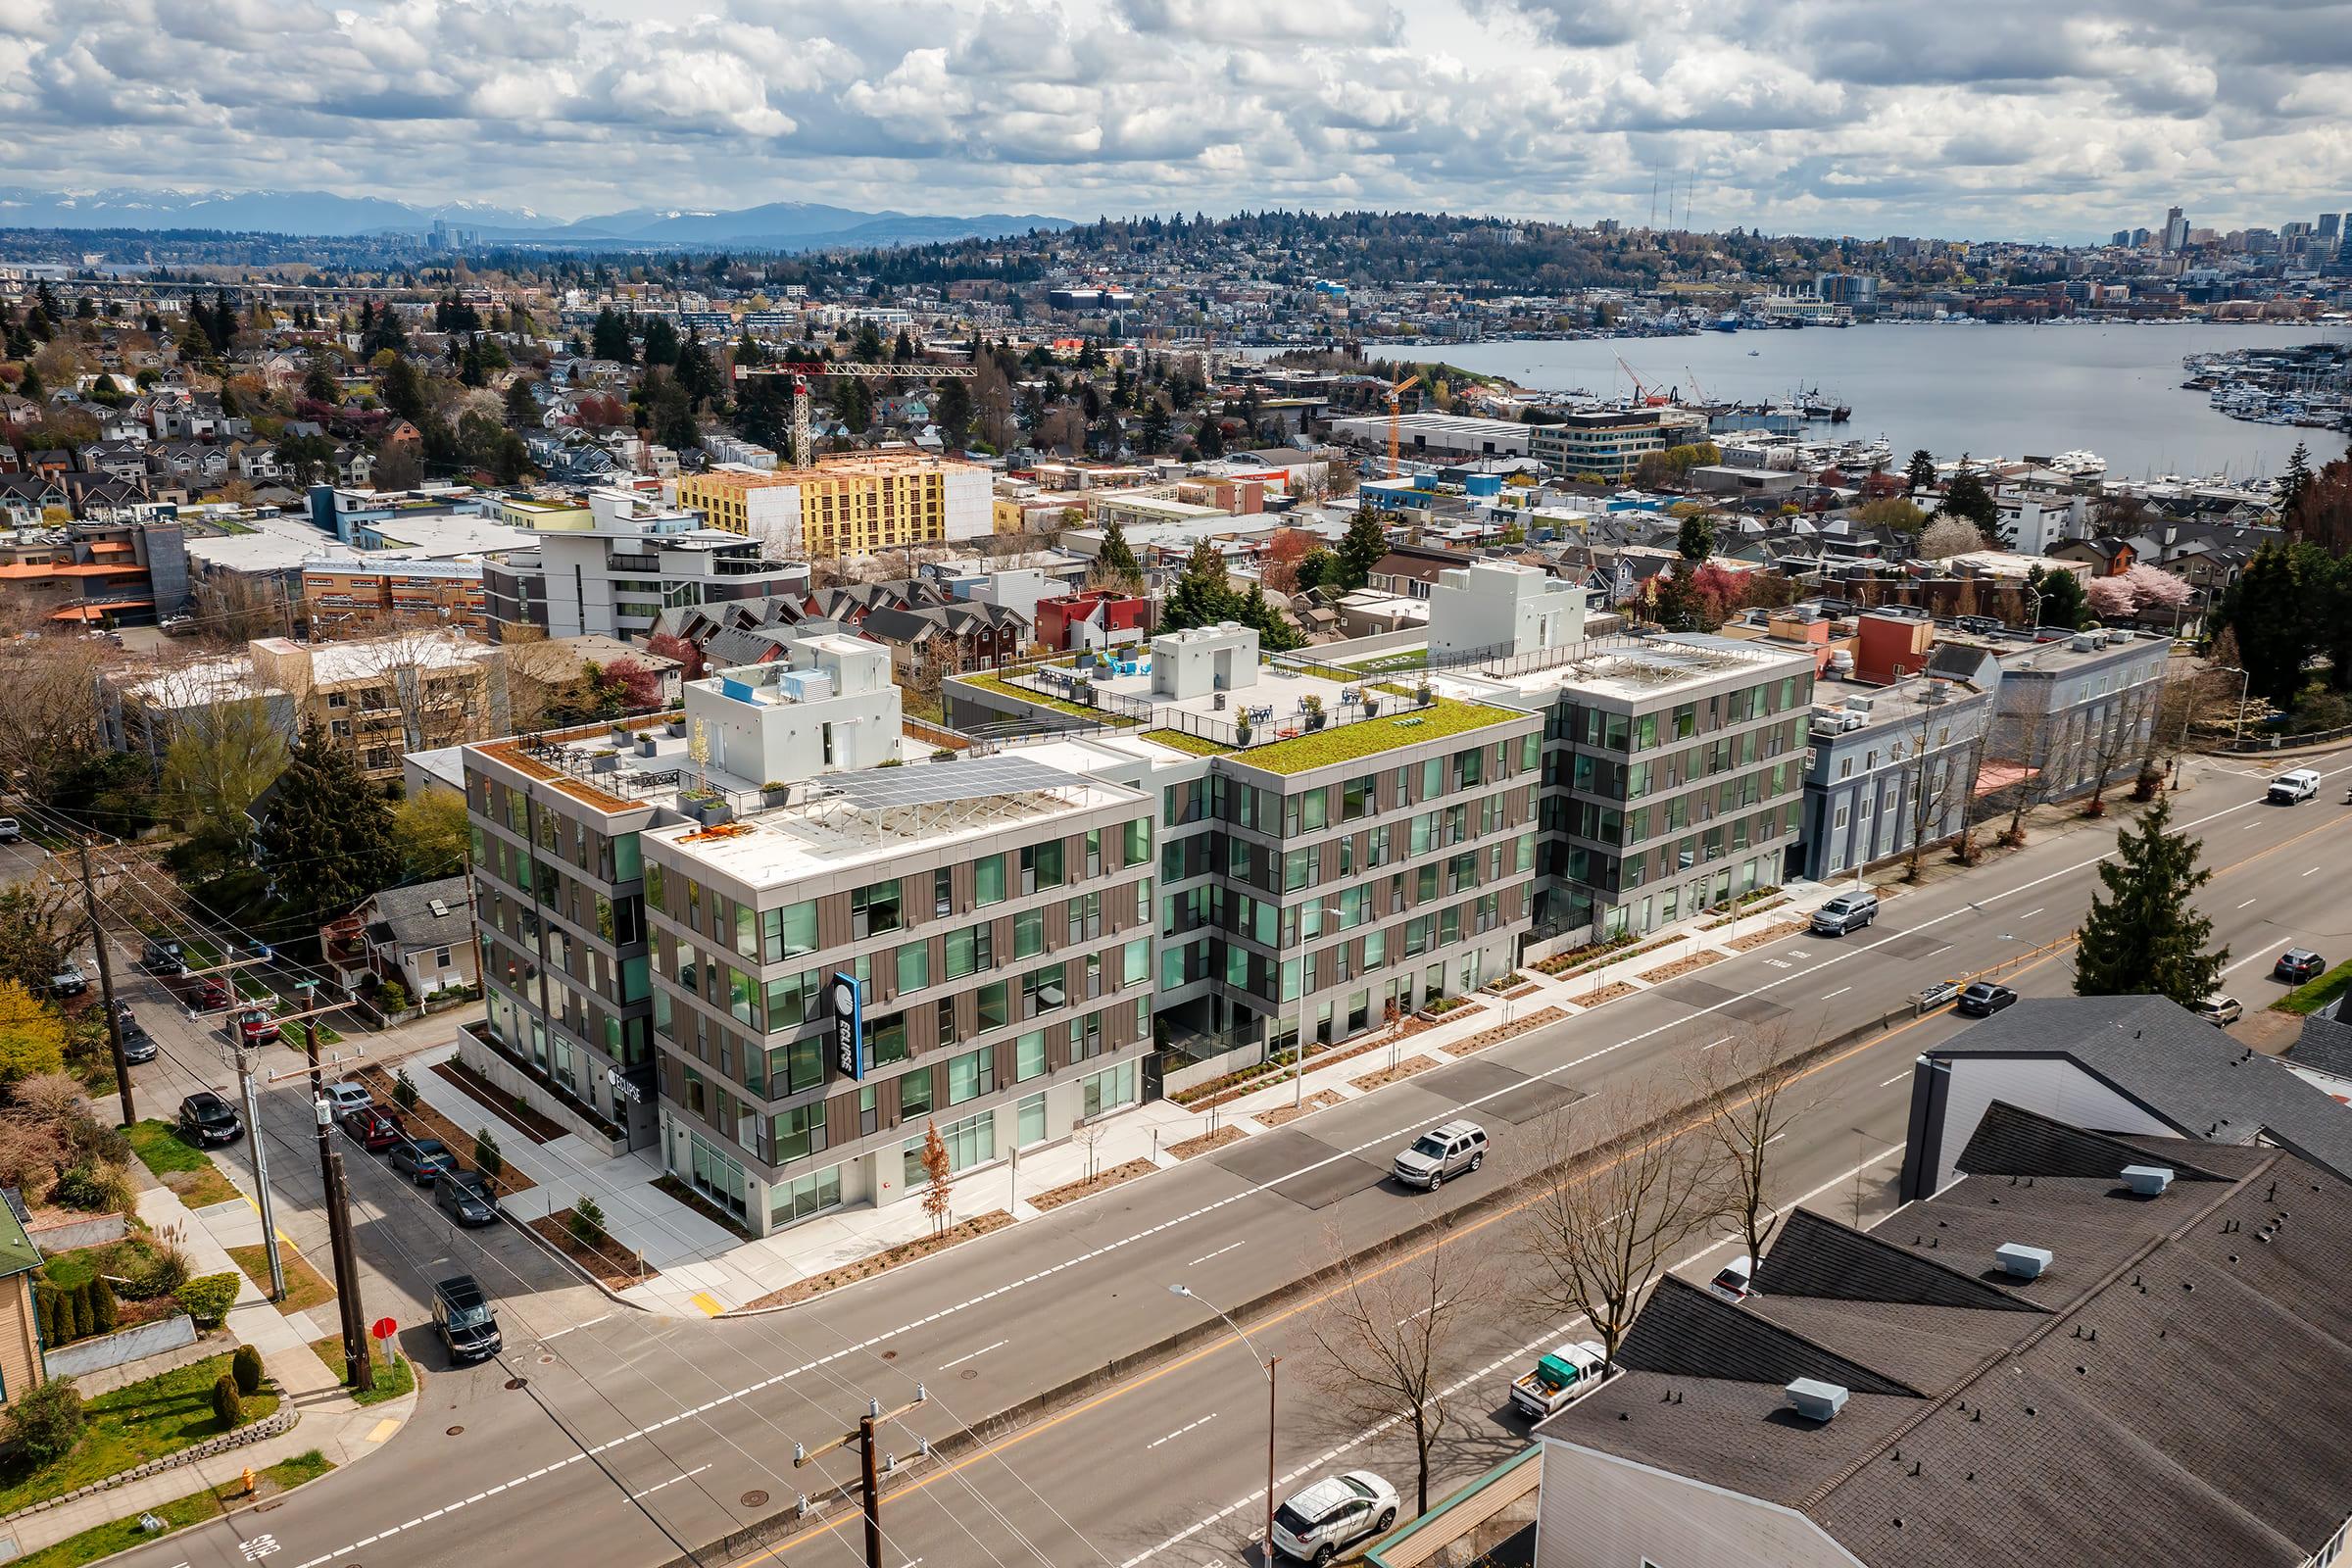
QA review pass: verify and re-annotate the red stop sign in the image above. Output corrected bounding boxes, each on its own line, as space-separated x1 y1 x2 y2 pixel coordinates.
370 1317 397 1341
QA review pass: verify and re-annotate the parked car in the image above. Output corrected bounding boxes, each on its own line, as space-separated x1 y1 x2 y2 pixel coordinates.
431 1275 502 1364
1809 890 1880 937
192 977 230 1010
48 960 87 998
389 1137 457 1185
1392 1120 1488 1190
1272 1471 1399 1563
435 1170 499 1228
176 1090 243 1147
227 1005 280 1047
2194 994 2244 1027
0 816 20 843
116 1015 157 1065
2276 948 2327 984
140 939 185 976
1707 1254 1756 1304
1508 1340 1608 1420
1956 982 2020 1016
340 1104 406 1152
321 1081 372 1118
2268 768 2322 805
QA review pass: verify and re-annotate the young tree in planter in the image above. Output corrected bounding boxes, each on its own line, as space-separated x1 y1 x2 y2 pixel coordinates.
919 1119 953 1239
1690 1025 1815 1264
2074 795 2229 1007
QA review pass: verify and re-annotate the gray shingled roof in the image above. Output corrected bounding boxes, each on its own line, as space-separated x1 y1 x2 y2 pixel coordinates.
1927 994 2352 1181
362 875 471 951
1539 1124 2352 1568
2284 1012 2352 1082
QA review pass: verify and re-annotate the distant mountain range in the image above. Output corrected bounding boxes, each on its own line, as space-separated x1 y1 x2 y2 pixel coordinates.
0 188 1072 251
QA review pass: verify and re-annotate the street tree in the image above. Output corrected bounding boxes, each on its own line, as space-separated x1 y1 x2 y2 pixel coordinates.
1904 448 1936 495
1333 509 1392 592
1303 1231 1493 1518
2073 794 2229 1006
1521 1073 1721 1374
0 885 76 998
2082 682 2155 817
1690 1025 1816 1264
255 722 401 944
158 680 287 882
1900 697 1977 880
919 1119 953 1238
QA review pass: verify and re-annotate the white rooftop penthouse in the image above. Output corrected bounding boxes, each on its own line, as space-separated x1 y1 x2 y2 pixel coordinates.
1428 559 1588 662
684 629 902 790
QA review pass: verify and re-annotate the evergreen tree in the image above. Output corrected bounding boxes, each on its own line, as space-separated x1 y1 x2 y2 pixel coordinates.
1237 583 1302 652
1939 468 1999 535
2280 440 2313 521
1334 509 1392 592
378 356 425 420
1139 401 1171 454
2072 795 2228 1006
503 374 540 427
1904 449 1936 495
641 317 681 368
1676 512 1715 563
1161 540 1241 630
933 377 973 448
2216 543 2314 707
2024 564 2089 631
589 307 632 363
1096 518 1144 586
256 722 400 943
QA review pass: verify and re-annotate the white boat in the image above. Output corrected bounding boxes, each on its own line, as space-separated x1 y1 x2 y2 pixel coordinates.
2048 450 2107 476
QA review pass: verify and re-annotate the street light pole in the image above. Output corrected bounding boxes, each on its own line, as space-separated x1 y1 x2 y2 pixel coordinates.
1172 1284 1277 1564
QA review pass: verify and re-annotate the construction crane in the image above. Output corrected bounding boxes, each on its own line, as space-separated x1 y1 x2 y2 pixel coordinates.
1612 352 1669 407
1683 366 1711 405
1385 374 1420 478
733 361 977 467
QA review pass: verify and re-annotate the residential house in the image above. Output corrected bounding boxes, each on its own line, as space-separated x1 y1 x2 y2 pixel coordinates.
319 876 480 1003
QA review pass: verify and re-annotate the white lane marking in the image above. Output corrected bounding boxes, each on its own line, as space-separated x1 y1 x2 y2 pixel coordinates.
937 1340 1007 1371
2021 907 2045 918
630 1464 711 1500
1698 1036 1732 1053
541 1313 612 1342
2302 866 2322 877
1880 1072 1911 1088
1145 1413 1217 1451
1117 1142 1910 1566
2238 899 2258 908
1821 986 1851 1000
1396 1297 1453 1327
1186 1241 1247 1268
1762 1133 1787 1148
2222 950 2278 976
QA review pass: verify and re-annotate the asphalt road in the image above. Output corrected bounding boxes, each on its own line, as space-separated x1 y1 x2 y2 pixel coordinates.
83 754 2352 1568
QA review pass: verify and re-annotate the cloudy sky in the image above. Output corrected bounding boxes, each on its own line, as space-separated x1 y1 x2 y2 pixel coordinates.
1 0 2344 240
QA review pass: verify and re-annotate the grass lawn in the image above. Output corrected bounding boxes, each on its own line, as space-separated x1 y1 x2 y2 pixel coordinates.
2275 956 2352 1015
125 1121 242 1208
309 1335 415 1406
5 1451 331 1568
1138 728 1231 757
0 1353 282 1515
1342 648 1430 673
226 1243 336 1315
1224 698 1529 775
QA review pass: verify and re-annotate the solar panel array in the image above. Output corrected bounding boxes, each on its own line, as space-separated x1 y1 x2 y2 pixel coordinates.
819 754 1086 810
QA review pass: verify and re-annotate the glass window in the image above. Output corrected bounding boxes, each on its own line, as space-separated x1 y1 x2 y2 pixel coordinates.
947 1048 994 1105
1123 816 1151 867
1016 1093 1047 1147
767 901 817 961
899 1065 932 1119
1022 839 1064 891
1122 936 1150 989
973 853 1007 906
1080 1060 1137 1120
772 1102 826 1163
1013 908 1045 959
976 981 1009 1031
852 881 903 937
769 1163 842 1227
727 966 759 1028
947 923 989 979
896 941 930 995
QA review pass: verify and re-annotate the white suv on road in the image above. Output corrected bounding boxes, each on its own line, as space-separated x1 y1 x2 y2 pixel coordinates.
1273 1471 1398 1562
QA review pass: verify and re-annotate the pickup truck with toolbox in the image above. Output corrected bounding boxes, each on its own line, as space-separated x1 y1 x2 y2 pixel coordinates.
1508 1340 1608 1420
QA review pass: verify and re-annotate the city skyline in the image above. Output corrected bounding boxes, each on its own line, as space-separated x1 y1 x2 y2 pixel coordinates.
3 0 2348 245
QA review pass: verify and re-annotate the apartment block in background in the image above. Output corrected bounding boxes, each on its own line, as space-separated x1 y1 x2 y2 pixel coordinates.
480 488 808 642
302 554 488 638
673 454 991 560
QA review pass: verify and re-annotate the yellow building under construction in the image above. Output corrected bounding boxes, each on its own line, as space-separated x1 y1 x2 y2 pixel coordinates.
672 455 992 560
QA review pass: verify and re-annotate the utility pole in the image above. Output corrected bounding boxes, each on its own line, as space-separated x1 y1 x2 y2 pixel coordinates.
230 1011 287 1301
793 1388 928 1568
302 1005 372 1392
74 839 135 1128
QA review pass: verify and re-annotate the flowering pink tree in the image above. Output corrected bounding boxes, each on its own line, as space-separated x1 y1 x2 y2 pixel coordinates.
2123 564 2191 613
2084 575 2137 618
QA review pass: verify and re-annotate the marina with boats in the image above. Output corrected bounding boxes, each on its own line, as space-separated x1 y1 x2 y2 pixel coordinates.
2181 342 2352 431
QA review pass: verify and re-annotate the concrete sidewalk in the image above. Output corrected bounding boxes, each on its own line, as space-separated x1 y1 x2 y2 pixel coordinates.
0 1182 420 1557
395 882 1862 1317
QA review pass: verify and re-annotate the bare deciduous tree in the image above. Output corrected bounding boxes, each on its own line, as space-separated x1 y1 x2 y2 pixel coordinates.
1521 1073 1722 1374
1302 1227 1494 1516
1690 1025 1817 1263
1900 693 1980 882
2083 679 2157 816
0 636 110 802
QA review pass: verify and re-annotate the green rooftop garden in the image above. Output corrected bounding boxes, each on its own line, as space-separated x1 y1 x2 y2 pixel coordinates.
1139 728 1231 757
950 671 1143 728
1224 699 1529 775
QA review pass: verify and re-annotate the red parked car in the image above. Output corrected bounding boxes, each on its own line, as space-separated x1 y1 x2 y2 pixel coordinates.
340 1104 406 1152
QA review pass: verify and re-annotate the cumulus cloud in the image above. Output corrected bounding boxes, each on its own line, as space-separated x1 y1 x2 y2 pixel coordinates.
0 0 2337 239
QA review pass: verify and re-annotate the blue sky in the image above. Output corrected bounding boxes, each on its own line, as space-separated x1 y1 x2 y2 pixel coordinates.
2 0 2344 241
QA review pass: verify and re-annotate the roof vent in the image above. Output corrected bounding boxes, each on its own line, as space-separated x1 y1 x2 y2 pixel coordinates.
427 898 450 917
1785 1378 1848 1423
1996 1243 2053 1280
2121 1165 2175 1197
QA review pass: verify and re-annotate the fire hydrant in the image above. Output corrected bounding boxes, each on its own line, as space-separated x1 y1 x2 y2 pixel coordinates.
241 1466 256 1497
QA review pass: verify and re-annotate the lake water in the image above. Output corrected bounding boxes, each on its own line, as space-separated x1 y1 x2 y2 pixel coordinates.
1335 322 2352 482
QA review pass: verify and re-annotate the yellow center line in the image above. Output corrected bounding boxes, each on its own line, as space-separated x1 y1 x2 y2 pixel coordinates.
730 800 2333 1566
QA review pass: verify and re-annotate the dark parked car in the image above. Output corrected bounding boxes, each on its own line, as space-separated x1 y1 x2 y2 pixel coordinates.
176 1091 243 1146
431 1275 501 1364
2275 949 2327 984
389 1137 457 1185
434 1170 499 1228
1956 982 2020 1016
341 1104 406 1152
117 1016 157 1065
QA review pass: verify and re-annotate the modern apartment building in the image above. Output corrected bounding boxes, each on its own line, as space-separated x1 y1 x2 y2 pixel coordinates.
479 488 808 642
672 454 992 560
302 554 488 638
1527 409 1670 481
1798 671 1994 881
